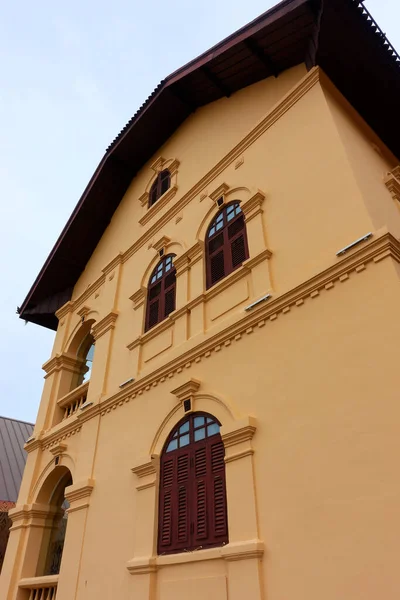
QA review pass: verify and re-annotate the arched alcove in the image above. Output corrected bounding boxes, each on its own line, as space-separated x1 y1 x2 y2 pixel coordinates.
35 466 73 577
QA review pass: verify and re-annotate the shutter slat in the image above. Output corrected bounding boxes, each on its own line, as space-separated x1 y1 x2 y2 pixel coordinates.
231 234 246 269
213 477 227 536
177 486 189 542
195 480 208 539
148 300 160 328
164 288 175 317
211 441 225 473
195 447 207 477
160 490 172 545
210 251 225 285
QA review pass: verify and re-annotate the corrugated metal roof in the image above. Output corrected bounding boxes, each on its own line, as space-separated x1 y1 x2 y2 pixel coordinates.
0 417 34 503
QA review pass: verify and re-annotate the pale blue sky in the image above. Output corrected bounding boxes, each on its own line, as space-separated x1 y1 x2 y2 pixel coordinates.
0 0 398 423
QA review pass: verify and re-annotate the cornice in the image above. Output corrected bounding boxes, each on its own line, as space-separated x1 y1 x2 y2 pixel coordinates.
41 424 82 451
65 478 94 504
24 438 41 453
151 235 171 253
102 253 123 276
73 273 106 312
170 378 201 401
131 458 159 479
222 422 257 449
55 301 74 321
209 182 230 203
384 167 400 202
41 231 400 433
241 190 266 221
92 310 118 340
49 443 67 456
9 503 59 524
92 232 398 417
42 353 83 377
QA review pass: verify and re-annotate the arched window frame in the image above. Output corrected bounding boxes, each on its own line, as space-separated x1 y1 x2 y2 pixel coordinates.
145 254 176 332
149 170 171 207
205 201 249 289
158 412 228 555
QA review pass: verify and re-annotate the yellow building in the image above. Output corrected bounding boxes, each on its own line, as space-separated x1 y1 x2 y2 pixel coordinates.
3 1 400 598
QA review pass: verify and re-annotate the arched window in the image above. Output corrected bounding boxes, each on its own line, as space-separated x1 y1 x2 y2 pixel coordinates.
38 468 72 576
75 333 95 388
158 413 228 555
149 170 171 207
145 254 176 331
205 202 249 289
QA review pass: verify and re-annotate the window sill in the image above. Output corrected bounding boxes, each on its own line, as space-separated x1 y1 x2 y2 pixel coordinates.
139 185 178 226
19 575 59 589
126 539 264 574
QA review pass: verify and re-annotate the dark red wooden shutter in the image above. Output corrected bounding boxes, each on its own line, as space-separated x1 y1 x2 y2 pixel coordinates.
158 449 191 554
206 203 249 289
145 256 176 331
158 457 174 548
210 440 228 541
158 413 228 555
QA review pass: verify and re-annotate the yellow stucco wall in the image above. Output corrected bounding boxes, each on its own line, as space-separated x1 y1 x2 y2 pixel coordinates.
2 65 400 600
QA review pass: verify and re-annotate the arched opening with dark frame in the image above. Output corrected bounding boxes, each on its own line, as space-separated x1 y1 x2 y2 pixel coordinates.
36 467 72 577
75 333 95 387
158 412 228 555
205 201 249 289
145 254 176 331
149 170 171 207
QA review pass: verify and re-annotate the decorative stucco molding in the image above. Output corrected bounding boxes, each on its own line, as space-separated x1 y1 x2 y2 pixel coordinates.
126 539 264 575
170 378 201 403
241 191 266 222
209 182 230 203
8 503 60 529
49 443 67 457
131 457 159 491
42 353 83 377
65 478 95 512
41 232 400 437
129 288 146 311
55 301 74 321
139 158 180 225
384 166 400 202
151 235 171 254
92 311 118 340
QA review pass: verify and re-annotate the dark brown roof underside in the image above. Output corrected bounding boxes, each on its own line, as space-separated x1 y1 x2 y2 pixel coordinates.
19 0 400 329
0 417 34 503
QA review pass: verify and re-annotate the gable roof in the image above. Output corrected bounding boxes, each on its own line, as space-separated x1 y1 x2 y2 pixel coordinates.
0 416 34 504
19 0 400 330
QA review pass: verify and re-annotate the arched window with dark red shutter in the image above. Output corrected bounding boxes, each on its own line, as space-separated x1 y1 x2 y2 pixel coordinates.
145 255 176 332
205 202 249 289
149 170 171 207
158 413 229 555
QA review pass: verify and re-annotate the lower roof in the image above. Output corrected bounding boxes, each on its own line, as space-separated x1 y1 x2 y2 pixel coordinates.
19 0 400 329
0 417 34 504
